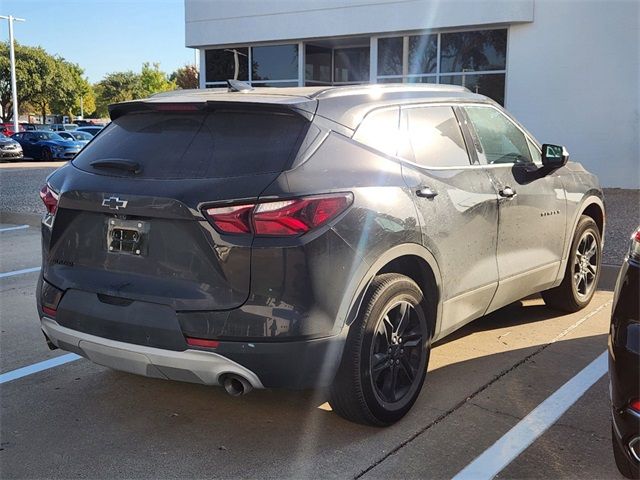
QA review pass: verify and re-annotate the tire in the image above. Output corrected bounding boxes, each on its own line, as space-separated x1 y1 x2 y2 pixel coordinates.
542 215 601 312
329 273 431 426
41 148 53 162
611 422 639 479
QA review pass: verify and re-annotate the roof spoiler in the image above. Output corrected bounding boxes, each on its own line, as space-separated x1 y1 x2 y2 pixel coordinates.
108 100 316 121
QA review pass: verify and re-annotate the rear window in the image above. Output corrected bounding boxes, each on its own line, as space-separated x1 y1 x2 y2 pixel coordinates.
72 109 309 179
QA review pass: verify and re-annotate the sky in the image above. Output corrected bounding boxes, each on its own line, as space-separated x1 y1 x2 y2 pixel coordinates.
1 0 196 83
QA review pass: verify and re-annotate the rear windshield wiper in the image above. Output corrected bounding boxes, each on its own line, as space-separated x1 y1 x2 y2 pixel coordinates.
90 159 142 174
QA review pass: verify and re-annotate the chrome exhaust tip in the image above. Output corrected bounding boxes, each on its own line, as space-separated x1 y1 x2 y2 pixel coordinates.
222 374 253 396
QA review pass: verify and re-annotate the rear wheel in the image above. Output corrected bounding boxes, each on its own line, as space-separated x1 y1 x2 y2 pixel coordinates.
329 273 430 426
542 215 601 312
41 148 53 162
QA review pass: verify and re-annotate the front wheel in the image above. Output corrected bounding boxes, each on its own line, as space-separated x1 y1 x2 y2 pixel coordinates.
41 148 53 162
542 215 601 312
329 273 431 426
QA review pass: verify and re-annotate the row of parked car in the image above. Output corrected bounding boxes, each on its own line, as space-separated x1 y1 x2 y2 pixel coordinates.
0 123 104 162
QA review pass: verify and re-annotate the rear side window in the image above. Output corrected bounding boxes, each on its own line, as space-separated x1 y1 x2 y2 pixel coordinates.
353 107 400 157
72 109 309 179
401 106 471 168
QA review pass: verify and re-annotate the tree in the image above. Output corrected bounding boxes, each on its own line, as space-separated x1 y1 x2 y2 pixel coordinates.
94 63 176 117
48 60 91 120
27 50 58 123
94 71 143 117
139 62 175 97
0 42 91 122
170 65 199 89
0 43 48 122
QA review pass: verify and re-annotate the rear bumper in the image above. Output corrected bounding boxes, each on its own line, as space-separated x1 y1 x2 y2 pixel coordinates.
41 317 264 389
53 152 78 160
612 406 640 465
41 316 346 389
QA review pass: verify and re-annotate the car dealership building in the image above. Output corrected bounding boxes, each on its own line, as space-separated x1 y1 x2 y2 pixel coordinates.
185 0 639 188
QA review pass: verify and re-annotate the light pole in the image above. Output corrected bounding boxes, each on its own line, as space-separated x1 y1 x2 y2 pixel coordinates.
1 14 25 134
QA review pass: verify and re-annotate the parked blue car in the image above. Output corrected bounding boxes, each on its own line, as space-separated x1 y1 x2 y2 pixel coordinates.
57 130 93 146
11 130 83 161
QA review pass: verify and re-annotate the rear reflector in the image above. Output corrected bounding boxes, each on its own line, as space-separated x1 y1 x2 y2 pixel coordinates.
631 399 640 412
186 337 220 349
42 306 57 317
204 193 353 237
39 184 59 215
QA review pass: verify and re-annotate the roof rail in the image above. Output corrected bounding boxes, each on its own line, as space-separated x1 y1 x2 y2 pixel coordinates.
310 83 469 99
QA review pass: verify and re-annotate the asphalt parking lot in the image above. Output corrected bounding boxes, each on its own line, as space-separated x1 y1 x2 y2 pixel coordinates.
1 161 637 479
0 219 625 479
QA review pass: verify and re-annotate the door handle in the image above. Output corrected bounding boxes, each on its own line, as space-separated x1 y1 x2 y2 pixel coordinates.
499 186 517 198
416 186 438 199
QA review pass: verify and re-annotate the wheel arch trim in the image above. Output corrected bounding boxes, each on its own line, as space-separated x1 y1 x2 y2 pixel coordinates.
341 243 443 338
556 194 605 286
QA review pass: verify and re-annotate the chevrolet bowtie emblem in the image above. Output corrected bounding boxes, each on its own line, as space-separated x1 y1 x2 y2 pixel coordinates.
102 196 128 210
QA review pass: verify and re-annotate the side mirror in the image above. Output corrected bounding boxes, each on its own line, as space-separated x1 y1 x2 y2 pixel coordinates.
542 144 569 168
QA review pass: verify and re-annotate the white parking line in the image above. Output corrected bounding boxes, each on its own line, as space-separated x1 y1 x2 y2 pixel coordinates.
452 350 608 480
0 224 29 233
0 353 81 384
0 266 41 279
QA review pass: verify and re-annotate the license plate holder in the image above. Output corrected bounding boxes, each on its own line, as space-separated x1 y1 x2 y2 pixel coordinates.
106 218 149 256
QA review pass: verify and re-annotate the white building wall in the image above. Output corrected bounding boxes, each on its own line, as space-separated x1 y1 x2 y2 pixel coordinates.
186 0 533 47
506 0 639 188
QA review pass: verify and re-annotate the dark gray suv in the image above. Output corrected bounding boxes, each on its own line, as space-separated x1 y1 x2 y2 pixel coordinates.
37 84 604 426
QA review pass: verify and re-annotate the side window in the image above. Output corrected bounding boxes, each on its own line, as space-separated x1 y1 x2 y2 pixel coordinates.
527 138 542 164
464 106 532 165
353 107 400 157
401 106 471 168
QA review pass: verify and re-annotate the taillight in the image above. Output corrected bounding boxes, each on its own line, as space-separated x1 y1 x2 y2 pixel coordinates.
629 227 640 261
631 399 640 413
204 193 353 237
186 337 220 349
205 204 254 234
39 184 59 215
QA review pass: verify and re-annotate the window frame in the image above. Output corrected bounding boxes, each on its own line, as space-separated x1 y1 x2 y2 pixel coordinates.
204 41 302 88
373 27 508 104
352 105 401 157
398 103 474 169
350 101 541 171
460 104 543 167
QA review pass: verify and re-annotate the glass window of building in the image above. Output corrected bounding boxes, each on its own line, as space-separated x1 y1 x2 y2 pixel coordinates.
440 73 506 105
374 29 507 104
408 34 437 76
305 45 332 85
205 48 249 84
334 47 370 83
440 30 507 73
377 37 403 76
251 44 299 83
